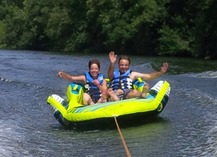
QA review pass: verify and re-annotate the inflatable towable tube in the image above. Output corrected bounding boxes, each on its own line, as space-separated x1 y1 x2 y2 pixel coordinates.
47 80 171 126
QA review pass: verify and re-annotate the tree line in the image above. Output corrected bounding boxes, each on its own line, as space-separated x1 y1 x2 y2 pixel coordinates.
0 0 217 59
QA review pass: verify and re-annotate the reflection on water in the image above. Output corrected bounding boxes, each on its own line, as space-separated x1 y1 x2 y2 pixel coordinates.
0 50 217 156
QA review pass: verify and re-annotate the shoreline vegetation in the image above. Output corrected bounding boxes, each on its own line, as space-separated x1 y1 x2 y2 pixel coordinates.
0 1 217 59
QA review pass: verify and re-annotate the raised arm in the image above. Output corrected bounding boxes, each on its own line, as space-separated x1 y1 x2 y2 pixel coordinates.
58 71 85 83
107 51 117 80
131 62 169 81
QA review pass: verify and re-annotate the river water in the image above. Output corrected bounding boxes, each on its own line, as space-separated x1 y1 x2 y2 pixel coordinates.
0 50 217 157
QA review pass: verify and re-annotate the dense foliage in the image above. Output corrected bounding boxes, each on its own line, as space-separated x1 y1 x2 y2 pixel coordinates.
0 0 216 58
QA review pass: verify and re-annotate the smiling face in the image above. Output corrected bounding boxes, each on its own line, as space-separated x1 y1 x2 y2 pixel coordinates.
88 59 100 79
89 63 100 79
118 59 130 74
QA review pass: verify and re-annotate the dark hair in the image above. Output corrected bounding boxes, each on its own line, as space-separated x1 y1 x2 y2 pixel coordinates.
118 55 131 65
88 59 100 69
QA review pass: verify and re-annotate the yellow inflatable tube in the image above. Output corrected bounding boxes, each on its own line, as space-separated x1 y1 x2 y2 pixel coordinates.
47 80 170 125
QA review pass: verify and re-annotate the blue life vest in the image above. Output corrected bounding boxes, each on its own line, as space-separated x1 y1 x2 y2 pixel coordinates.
111 69 133 90
84 72 104 103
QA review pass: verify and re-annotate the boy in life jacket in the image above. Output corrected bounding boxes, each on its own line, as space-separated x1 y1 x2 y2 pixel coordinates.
107 51 169 101
58 59 117 105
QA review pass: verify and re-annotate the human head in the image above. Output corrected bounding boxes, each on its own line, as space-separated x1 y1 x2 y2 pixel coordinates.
88 59 100 78
88 59 100 69
118 55 131 73
118 55 131 65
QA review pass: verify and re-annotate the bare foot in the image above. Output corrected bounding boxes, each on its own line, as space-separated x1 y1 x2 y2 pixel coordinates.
108 88 119 101
100 92 107 103
88 98 94 105
141 93 147 98
141 83 150 98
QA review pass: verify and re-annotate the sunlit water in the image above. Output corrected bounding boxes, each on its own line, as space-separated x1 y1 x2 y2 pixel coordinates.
0 50 217 157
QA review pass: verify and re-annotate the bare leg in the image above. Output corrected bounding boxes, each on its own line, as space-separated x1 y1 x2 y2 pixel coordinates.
97 92 107 103
126 90 141 99
83 93 94 105
108 88 120 101
88 98 95 105
141 83 150 98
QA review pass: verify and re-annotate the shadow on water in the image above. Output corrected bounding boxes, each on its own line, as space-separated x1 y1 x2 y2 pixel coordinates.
52 114 169 131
